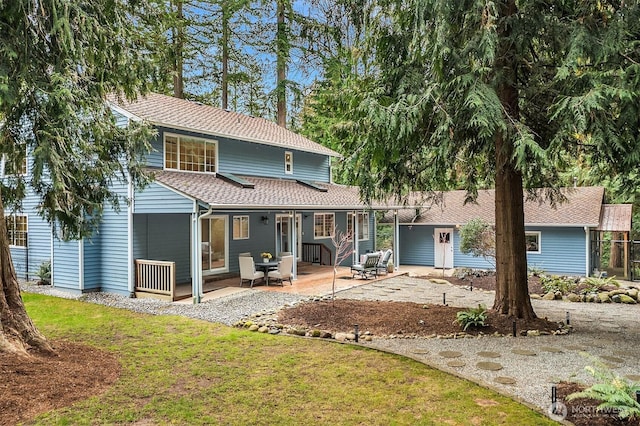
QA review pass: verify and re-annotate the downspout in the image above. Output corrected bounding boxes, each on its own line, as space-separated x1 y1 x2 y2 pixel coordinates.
193 204 213 304
78 239 84 292
353 211 359 264
585 226 590 277
290 210 297 280
393 210 400 271
127 179 135 297
50 227 54 287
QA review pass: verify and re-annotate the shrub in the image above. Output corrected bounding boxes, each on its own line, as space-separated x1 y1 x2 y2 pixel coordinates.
567 357 640 420
583 275 620 293
455 304 488 331
35 260 51 285
540 275 577 295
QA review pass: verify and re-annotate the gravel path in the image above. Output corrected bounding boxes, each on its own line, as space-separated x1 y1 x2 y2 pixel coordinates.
21 276 640 421
336 276 640 418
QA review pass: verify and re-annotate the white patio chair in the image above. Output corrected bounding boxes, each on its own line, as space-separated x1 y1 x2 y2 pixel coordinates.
268 255 294 286
239 256 264 288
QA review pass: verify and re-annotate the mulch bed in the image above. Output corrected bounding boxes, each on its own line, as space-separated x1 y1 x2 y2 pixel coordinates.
277 299 560 337
0 340 120 426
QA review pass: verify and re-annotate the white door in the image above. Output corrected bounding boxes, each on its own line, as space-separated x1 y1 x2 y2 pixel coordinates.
275 214 302 260
434 228 454 269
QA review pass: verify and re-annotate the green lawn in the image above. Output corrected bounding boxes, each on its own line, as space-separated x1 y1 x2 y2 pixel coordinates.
24 293 555 425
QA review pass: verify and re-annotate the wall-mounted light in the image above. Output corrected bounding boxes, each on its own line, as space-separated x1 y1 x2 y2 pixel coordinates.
261 215 269 225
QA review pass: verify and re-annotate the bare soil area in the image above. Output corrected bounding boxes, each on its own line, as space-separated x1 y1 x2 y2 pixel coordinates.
0 340 120 426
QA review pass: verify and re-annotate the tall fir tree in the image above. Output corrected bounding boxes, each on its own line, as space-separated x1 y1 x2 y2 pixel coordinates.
329 0 640 318
0 0 157 354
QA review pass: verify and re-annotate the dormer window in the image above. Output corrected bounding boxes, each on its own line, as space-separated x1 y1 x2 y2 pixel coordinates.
284 151 293 174
164 134 217 173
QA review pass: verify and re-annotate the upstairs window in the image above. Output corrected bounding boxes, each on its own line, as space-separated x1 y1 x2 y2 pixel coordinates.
164 134 217 173
284 151 293 174
6 214 27 247
347 212 370 241
314 213 334 239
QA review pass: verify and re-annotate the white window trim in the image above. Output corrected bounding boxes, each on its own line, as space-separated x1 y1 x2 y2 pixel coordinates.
232 215 250 240
347 212 370 241
284 151 293 175
6 213 28 248
0 152 28 178
163 132 219 174
314 212 334 239
525 231 541 254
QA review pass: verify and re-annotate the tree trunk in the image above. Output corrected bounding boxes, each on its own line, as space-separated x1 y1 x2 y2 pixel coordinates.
221 4 229 110
492 0 536 320
0 197 53 356
173 0 185 99
276 0 287 127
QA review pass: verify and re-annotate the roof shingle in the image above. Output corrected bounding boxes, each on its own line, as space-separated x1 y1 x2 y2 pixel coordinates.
109 93 339 157
386 187 605 226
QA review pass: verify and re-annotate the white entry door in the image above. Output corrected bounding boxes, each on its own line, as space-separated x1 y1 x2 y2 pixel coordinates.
434 228 454 269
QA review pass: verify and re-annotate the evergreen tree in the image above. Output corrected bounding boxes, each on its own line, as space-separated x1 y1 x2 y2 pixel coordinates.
0 0 156 354
333 0 640 318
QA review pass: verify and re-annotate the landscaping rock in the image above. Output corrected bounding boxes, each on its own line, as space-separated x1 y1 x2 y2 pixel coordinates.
530 294 541 300
609 289 627 296
248 324 260 332
619 294 637 304
430 278 450 285
258 326 269 333
585 294 596 303
542 292 556 300
526 330 540 336
566 293 581 302
626 289 638 300
335 332 355 341
611 294 622 303
554 291 563 300
598 293 611 303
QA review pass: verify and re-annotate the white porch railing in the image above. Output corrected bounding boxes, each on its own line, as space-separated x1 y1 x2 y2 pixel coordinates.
134 259 176 301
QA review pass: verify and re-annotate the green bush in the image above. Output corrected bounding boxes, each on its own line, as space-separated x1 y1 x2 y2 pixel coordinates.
583 275 620 293
36 260 51 285
567 357 640 420
540 275 577 295
455 304 488 331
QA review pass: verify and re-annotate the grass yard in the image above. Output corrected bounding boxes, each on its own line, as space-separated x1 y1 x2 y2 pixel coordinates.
22 293 556 425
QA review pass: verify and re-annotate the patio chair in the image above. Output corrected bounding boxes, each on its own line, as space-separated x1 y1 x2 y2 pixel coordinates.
239 256 264 288
268 255 294 286
351 253 380 279
376 249 393 275
239 252 252 257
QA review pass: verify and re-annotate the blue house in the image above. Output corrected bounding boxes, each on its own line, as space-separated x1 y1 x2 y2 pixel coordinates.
385 187 632 277
6 93 387 301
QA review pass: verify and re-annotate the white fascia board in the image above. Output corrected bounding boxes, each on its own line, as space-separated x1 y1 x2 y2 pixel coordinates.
107 102 143 123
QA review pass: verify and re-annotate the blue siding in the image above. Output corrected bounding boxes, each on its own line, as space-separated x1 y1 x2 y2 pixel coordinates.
82 238 101 291
149 127 331 182
228 212 273 273
135 182 195 214
526 227 586 275
398 224 587 275
52 239 80 291
97 183 130 295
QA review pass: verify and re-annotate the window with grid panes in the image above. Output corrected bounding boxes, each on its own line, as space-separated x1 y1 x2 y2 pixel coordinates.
347 212 369 241
6 215 27 247
314 213 334 238
233 216 249 240
164 134 217 173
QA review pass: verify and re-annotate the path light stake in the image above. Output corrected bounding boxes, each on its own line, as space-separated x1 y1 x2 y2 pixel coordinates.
354 324 359 343
566 312 570 326
636 390 640 403
470 280 473 292
443 293 446 305
551 385 557 413
512 320 517 337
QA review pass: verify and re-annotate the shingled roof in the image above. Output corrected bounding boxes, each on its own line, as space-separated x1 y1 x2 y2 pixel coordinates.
108 93 339 157
387 186 606 227
153 170 374 210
